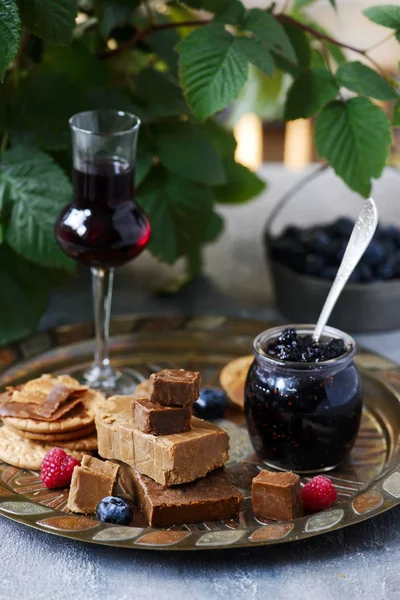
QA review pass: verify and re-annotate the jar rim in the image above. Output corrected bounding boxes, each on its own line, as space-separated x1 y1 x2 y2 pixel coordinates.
253 324 356 372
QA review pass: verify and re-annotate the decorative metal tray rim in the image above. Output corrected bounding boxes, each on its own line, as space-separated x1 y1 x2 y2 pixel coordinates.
0 314 399 551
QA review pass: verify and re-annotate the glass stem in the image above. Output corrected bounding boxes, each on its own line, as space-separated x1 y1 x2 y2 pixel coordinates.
91 267 115 377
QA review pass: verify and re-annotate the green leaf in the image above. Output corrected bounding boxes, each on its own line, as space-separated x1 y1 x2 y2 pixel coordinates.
202 120 237 158
234 37 274 77
203 211 224 242
328 0 336 9
1 145 74 271
270 21 310 76
9 44 138 150
135 68 188 118
214 0 246 25
95 0 140 39
136 140 153 187
10 71 83 150
337 61 397 100
315 98 392 196
137 167 214 263
284 68 339 121
310 49 325 68
214 158 265 204
291 16 346 66
178 23 248 120
324 42 346 65
0 177 12 221
363 5 400 29
393 99 400 126
244 9 297 64
155 121 226 185
147 27 180 76
0 0 20 79
42 42 109 85
0 246 69 345
18 0 77 44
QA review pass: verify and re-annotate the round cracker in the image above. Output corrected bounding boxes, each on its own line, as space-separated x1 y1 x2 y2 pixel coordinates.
2 389 103 433
8 424 95 442
219 355 254 409
55 433 97 451
0 427 90 470
2 411 93 434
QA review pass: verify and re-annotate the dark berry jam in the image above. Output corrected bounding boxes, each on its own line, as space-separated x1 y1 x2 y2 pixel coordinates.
244 325 362 473
266 327 345 363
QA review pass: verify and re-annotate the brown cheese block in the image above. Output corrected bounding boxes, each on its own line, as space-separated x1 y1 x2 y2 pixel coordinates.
67 456 119 515
149 369 200 407
130 466 243 527
251 470 303 522
132 398 191 435
95 396 229 486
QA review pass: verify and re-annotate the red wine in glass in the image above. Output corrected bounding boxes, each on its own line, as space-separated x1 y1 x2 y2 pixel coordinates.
55 110 150 395
56 158 150 268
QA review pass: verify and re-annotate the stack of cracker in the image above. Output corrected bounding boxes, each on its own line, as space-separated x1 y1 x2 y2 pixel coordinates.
0 374 102 469
95 369 243 526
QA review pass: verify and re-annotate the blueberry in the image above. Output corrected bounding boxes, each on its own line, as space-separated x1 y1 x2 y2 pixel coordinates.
334 240 347 263
96 496 133 525
381 238 397 259
269 238 306 272
348 270 361 283
302 229 331 256
302 345 320 362
193 388 228 420
324 339 345 360
334 217 354 237
377 256 396 280
304 254 324 276
393 252 400 278
277 347 293 361
362 240 387 267
282 225 301 240
321 266 337 280
357 264 374 282
277 328 297 343
384 225 400 248
384 224 399 236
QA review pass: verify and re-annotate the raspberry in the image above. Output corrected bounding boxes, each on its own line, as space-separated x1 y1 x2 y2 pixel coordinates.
41 448 80 489
301 475 337 512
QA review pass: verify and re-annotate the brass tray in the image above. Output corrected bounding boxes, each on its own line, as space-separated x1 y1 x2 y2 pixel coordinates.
0 315 400 551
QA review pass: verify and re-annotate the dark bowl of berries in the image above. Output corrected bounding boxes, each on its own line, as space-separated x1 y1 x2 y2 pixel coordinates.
244 325 362 474
265 217 400 332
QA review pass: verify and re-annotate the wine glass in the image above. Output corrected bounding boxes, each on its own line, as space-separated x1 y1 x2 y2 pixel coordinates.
55 110 151 395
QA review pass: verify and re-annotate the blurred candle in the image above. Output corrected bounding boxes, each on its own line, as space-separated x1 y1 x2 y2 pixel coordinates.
284 119 313 170
234 113 263 171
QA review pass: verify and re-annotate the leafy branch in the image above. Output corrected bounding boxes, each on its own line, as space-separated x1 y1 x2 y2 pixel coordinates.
277 14 387 75
0 0 399 345
99 8 391 81
98 19 211 59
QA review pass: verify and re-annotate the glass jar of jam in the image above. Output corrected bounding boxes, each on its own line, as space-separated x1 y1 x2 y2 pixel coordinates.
244 325 362 474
